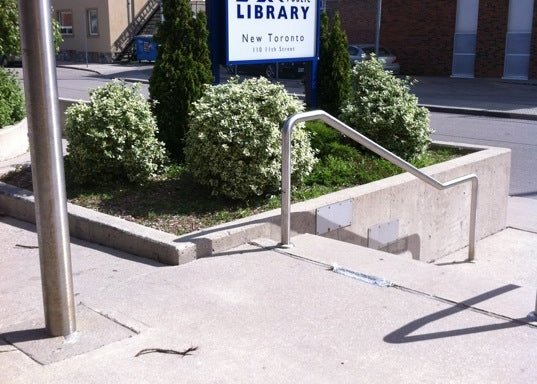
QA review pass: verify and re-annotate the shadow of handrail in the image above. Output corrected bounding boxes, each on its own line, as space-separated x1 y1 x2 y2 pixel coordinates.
383 285 528 344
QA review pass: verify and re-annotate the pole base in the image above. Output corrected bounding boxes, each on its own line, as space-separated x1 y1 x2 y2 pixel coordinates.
278 243 294 249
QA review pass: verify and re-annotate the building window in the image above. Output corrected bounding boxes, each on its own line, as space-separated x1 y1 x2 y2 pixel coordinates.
191 1 206 13
87 9 99 36
56 10 73 35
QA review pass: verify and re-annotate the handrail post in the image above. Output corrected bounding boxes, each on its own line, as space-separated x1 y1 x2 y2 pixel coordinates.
468 177 478 261
281 119 293 247
529 295 537 322
534 294 537 319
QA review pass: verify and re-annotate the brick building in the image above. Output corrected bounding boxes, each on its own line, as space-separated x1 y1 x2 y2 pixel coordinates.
328 0 537 79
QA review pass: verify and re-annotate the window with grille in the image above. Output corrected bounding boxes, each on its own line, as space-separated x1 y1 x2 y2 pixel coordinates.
56 10 73 35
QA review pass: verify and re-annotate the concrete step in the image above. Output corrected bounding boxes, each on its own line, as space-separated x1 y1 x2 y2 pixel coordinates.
254 233 537 326
507 196 537 234
434 228 537 288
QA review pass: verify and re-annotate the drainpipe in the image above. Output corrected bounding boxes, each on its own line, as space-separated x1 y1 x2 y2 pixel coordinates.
127 0 133 23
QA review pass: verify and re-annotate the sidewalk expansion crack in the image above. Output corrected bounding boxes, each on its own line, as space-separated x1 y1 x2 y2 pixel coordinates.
248 240 537 330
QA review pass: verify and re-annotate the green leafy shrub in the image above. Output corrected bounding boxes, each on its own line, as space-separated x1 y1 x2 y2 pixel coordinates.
64 80 168 185
304 120 358 160
1 1 63 58
185 77 317 200
340 58 432 161
0 68 25 127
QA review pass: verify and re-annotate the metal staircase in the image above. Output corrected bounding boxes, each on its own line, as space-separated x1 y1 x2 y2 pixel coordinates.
113 0 161 62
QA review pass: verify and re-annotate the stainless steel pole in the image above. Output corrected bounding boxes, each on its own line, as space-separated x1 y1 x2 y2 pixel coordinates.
18 0 76 337
375 0 382 56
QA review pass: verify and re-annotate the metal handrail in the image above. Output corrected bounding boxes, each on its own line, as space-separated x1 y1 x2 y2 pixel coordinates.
281 110 479 261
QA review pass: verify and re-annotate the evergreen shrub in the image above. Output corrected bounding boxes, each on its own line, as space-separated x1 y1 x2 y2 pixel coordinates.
0 68 25 127
149 2 212 161
317 11 351 116
64 80 167 185
185 77 317 200
341 58 432 160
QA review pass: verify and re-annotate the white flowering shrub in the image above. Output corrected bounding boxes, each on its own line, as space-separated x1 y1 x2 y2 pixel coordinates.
65 80 168 185
185 77 317 200
340 58 432 161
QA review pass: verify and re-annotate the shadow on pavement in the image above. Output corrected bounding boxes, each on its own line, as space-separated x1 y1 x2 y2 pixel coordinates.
384 284 528 344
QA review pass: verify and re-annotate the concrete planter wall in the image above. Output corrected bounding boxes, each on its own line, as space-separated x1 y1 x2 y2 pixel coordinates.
279 144 511 262
199 143 511 263
59 98 88 134
0 118 29 161
0 143 511 265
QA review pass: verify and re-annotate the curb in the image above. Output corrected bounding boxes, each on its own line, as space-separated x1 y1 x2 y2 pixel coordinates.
420 104 537 121
57 64 102 76
119 77 149 84
0 182 275 266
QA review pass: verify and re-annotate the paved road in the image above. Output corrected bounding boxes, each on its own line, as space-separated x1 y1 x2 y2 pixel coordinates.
21 66 302 100
430 112 537 199
12 66 150 100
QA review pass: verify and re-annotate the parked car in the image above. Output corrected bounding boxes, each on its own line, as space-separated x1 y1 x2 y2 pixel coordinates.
227 61 305 79
347 44 400 74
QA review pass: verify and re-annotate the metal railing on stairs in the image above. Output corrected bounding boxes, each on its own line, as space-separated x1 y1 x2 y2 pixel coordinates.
281 110 479 262
113 0 160 60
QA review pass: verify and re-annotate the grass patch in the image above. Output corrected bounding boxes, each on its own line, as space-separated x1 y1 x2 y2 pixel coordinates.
0 144 463 236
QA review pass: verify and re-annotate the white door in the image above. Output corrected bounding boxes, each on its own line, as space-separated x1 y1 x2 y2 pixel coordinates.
452 0 480 78
503 0 535 80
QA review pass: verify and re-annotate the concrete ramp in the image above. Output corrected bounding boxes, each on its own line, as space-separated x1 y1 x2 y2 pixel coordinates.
1 218 536 383
269 232 537 325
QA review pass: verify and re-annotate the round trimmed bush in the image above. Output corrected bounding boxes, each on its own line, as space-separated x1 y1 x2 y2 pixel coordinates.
64 80 168 185
185 77 317 200
0 68 25 128
340 58 432 161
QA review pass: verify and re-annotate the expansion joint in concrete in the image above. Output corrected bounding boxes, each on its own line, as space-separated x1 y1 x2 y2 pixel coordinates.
80 302 141 335
393 285 537 329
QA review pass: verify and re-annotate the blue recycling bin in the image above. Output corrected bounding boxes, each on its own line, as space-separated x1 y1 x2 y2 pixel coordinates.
134 35 157 62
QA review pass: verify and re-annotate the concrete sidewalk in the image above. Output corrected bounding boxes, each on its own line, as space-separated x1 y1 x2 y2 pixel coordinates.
413 76 537 120
1 195 536 383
